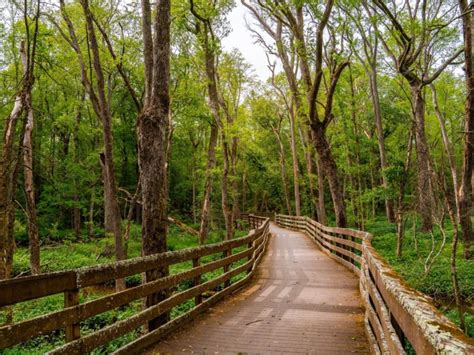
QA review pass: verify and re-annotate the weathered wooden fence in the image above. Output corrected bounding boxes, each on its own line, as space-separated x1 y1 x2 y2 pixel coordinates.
276 214 474 354
0 215 270 354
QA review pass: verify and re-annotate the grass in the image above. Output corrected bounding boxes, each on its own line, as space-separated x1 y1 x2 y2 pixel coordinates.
0 222 250 354
365 216 474 338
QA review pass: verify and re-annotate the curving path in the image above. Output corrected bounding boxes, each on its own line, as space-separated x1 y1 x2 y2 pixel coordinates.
148 223 369 354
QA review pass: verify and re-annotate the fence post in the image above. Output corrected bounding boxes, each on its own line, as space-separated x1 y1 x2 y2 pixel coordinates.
65 289 80 342
223 248 231 288
192 257 202 305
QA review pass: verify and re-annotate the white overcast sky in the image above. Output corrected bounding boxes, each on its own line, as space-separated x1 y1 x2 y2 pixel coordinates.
222 3 271 82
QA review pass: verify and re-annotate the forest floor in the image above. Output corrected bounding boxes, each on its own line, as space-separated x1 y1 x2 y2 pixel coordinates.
365 217 474 338
1 223 249 354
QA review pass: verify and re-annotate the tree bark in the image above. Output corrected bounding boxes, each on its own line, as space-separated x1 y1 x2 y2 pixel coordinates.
23 93 40 275
199 122 218 244
459 0 474 259
289 102 301 216
274 127 292 215
316 157 327 225
0 98 23 281
139 0 171 330
411 83 434 231
221 129 234 240
312 123 346 227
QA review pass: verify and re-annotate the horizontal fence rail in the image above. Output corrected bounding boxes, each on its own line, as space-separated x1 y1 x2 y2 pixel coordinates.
276 214 474 354
0 215 270 354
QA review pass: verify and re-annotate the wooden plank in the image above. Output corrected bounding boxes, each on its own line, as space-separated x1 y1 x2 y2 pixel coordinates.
76 233 259 287
362 267 406 354
47 261 254 355
0 248 253 348
363 293 389 354
316 229 362 251
0 271 77 307
314 234 362 264
112 272 255 355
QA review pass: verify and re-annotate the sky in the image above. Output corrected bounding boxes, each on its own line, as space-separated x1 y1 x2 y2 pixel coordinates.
222 3 271 82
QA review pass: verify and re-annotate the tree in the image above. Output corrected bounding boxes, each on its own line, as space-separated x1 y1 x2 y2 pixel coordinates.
344 1 395 222
243 0 349 226
188 0 234 242
458 0 474 259
0 0 40 280
373 0 463 231
56 0 126 290
139 0 171 329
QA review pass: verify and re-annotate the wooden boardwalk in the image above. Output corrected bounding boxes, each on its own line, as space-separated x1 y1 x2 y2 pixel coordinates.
149 223 369 354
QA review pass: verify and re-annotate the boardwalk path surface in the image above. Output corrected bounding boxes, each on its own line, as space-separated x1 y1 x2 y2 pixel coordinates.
149 223 369 354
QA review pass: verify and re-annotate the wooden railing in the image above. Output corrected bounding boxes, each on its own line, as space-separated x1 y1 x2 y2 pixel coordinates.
0 217 270 354
276 214 474 354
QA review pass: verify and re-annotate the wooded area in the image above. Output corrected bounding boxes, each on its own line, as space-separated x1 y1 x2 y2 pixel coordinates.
0 0 473 351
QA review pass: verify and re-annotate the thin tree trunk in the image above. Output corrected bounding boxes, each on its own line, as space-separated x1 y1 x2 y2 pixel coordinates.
231 136 240 224
430 84 460 218
194 20 222 244
88 190 95 238
274 128 292 215
369 71 395 222
199 122 218 244
396 128 414 258
80 0 125 291
458 0 474 259
289 103 301 216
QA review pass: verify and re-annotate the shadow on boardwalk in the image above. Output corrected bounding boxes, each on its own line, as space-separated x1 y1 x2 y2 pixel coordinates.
148 223 369 354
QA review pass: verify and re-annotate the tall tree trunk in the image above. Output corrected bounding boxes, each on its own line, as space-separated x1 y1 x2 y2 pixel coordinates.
459 0 474 259
195 22 222 244
72 94 84 239
23 93 40 275
297 125 319 219
199 122 218 244
369 71 395 222
274 128 292 215
289 104 301 216
411 83 433 231
221 131 233 240
139 0 171 330
312 123 346 227
231 136 240 223
0 98 23 281
430 84 460 218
